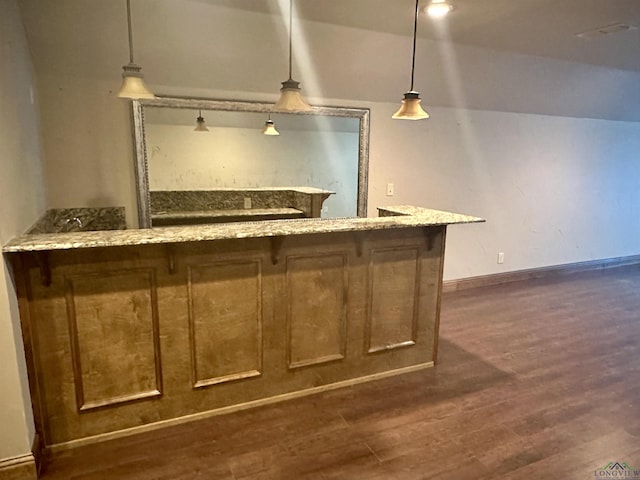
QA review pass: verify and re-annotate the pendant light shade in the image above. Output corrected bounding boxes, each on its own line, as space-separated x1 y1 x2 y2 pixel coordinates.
117 0 154 99
194 110 209 132
393 0 429 120
118 66 154 99
392 92 429 120
263 114 280 136
274 79 311 112
274 0 312 112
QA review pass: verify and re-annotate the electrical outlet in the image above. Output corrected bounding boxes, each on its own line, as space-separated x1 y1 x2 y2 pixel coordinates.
386 183 394 196
244 197 252 209
497 252 505 264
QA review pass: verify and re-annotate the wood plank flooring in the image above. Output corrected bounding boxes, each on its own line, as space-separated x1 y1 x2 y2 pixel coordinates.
39 265 640 479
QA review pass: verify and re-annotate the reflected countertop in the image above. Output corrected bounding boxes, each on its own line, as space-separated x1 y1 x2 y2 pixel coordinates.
151 208 305 220
3 206 484 253
153 186 336 194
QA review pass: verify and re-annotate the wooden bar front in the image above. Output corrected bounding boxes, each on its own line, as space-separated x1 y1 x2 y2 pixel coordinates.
13 226 446 449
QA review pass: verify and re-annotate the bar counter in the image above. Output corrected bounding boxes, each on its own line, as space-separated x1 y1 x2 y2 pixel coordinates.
4 206 481 252
3 205 483 450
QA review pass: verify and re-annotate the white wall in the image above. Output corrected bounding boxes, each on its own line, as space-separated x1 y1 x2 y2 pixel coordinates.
147 124 359 218
0 0 46 461
366 105 640 279
37 75 136 221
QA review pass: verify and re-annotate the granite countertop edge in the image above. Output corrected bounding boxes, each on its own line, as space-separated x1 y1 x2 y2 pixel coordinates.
3 206 485 253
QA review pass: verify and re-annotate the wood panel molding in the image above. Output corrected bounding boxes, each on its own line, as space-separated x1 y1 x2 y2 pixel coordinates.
10 255 47 456
366 246 421 354
31 434 41 477
187 260 263 388
64 268 162 411
286 253 348 369
442 254 640 293
0 454 37 480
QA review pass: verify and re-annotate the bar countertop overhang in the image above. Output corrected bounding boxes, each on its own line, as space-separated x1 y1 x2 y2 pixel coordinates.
3 205 485 253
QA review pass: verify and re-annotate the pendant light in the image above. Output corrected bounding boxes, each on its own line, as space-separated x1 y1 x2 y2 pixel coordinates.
263 113 280 136
392 0 430 120
117 0 154 99
194 110 209 132
273 0 312 112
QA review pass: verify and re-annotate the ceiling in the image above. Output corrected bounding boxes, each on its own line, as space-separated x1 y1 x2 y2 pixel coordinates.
201 0 640 73
16 0 640 121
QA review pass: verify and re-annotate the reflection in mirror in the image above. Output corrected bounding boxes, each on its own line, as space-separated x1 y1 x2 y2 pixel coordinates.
132 98 370 228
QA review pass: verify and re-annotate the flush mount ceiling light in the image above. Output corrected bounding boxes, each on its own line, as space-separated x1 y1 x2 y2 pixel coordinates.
425 0 453 18
194 110 209 132
273 0 312 112
263 113 280 136
392 0 430 120
117 0 154 99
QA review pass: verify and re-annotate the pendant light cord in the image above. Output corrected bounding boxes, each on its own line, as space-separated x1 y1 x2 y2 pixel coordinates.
409 0 419 91
288 0 293 79
126 0 135 63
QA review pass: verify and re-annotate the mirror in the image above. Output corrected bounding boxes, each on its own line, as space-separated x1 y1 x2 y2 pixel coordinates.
132 97 370 228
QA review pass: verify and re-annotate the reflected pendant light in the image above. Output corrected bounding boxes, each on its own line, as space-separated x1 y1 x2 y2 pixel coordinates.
392 0 430 120
263 113 280 136
273 0 312 112
117 0 154 99
194 109 209 132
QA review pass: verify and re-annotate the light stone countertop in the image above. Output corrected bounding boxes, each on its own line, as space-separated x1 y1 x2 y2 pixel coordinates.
3 206 484 253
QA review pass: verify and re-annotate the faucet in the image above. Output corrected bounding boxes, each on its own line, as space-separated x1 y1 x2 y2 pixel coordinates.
62 217 83 232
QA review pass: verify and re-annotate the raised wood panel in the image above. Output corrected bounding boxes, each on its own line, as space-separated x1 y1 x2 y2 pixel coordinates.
188 260 262 387
286 253 348 369
64 269 162 411
367 246 421 353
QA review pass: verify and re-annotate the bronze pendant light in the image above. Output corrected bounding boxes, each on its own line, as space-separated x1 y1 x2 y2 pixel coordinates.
273 0 312 112
393 0 429 120
117 0 154 99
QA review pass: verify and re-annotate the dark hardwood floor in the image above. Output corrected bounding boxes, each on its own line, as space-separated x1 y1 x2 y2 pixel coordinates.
40 265 640 479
